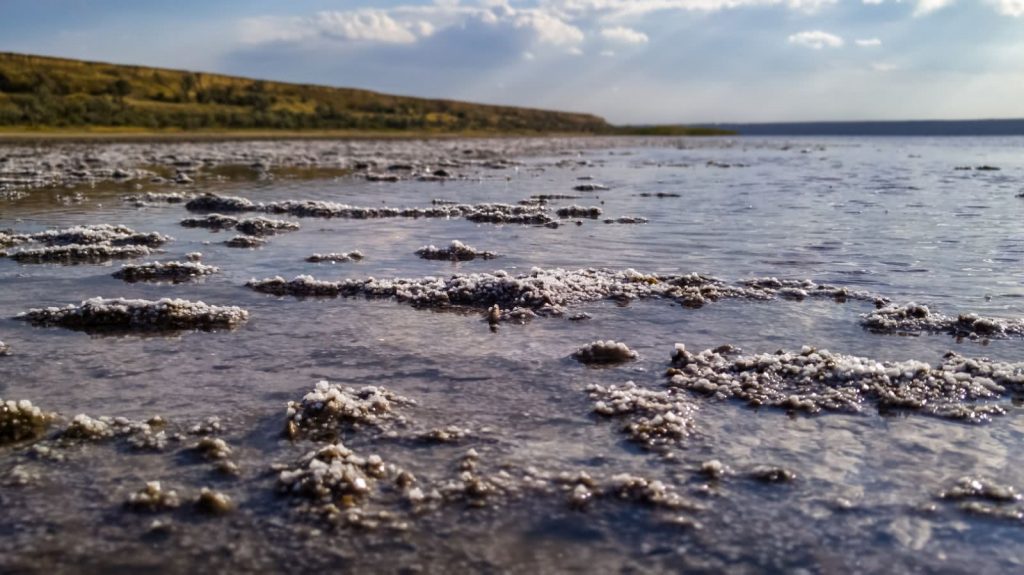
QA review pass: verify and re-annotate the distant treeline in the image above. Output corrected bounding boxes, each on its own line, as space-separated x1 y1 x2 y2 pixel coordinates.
0 52 611 133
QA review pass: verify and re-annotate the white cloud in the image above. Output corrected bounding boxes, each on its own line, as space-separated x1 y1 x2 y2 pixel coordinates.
545 0 837 18
522 51 536 60
240 10 424 44
913 0 956 15
787 30 844 49
855 38 882 47
600 49 617 57
513 10 585 45
600 26 650 44
872 62 898 72
990 0 1024 15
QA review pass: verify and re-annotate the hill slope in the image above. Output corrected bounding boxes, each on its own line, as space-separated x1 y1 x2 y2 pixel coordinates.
0 52 612 135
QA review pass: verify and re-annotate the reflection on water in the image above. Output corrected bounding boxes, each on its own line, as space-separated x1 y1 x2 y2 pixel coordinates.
2 136 1024 573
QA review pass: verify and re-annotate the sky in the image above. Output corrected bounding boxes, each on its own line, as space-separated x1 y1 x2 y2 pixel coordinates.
1 0 1023 124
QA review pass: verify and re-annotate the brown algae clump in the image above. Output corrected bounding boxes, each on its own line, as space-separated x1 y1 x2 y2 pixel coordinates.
16 298 249 332
112 261 220 283
285 380 414 439
415 240 497 261
0 399 54 444
573 340 638 364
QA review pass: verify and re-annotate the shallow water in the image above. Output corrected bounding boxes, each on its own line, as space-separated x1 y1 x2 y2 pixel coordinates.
2 136 1024 573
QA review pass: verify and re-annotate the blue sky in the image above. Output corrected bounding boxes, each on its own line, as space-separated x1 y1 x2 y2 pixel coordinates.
1 0 1022 123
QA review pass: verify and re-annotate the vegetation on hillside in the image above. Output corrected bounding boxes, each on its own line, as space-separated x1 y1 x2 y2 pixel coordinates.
0 52 732 137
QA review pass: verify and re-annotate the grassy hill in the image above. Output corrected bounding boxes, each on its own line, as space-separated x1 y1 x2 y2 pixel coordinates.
0 52 731 137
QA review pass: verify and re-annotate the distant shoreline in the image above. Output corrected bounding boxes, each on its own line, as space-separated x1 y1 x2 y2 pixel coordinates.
702 119 1024 137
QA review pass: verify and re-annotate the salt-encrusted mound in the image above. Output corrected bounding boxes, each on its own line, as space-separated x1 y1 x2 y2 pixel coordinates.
27 224 170 247
285 380 415 439
122 191 196 206
277 442 388 504
184 193 258 212
16 298 249 332
0 341 8 355
126 481 181 512
8 243 152 264
415 240 497 261
306 251 363 263
247 268 772 314
604 217 649 224
741 277 888 305
112 261 220 283
555 205 602 219
574 183 609 191
60 413 170 450
0 399 54 444
936 476 1024 521
573 340 638 364
587 382 697 449
861 303 1024 339
0 231 30 246
667 343 1024 422
184 192 555 225
224 235 265 248
180 214 239 229
234 217 300 236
